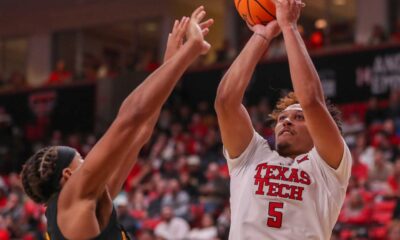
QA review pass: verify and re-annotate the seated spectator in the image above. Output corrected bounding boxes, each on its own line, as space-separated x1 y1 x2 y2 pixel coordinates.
338 189 372 238
386 90 400 119
355 133 375 169
372 131 396 162
365 97 386 126
382 118 400 147
390 20 400 42
0 215 10 240
368 25 388 45
389 221 400 240
137 229 156 240
135 50 160 73
351 149 369 185
341 189 373 225
187 214 218 240
154 206 190 240
199 163 229 214
147 177 167 218
0 178 7 209
342 113 365 147
114 193 139 237
47 59 72 85
368 148 393 193
130 189 148 220
161 179 190 220
1 192 24 238
388 157 400 197
9 71 27 89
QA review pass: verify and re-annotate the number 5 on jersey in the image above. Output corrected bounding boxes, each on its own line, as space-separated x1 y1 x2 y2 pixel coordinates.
267 202 284 228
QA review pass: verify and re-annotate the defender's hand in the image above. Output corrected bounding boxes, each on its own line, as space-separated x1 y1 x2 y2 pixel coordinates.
186 6 214 55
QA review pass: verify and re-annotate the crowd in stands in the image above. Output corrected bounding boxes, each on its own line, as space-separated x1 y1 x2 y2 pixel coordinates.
1 20 400 92
0 84 400 239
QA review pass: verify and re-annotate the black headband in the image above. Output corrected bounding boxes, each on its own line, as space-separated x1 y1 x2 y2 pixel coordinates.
51 146 76 190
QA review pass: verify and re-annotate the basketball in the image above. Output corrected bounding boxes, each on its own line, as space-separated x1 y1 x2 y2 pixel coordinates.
235 0 276 26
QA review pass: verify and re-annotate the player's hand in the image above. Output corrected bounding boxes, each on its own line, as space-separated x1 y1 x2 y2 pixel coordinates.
186 6 214 55
272 0 305 29
248 20 281 41
164 17 190 63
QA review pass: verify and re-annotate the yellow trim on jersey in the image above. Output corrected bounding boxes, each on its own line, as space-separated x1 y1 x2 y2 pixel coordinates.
121 231 128 240
45 232 50 240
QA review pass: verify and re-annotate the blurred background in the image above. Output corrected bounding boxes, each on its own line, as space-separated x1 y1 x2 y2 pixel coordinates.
0 0 399 239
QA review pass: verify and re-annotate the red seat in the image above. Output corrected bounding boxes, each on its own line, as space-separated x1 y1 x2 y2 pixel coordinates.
340 229 353 239
369 226 388 240
372 211 393 224
374 201 396 212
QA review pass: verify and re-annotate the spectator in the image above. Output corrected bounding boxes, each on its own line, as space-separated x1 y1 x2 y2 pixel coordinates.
390 20 400 42
386 90 400 119
0 215 10 240
135 50 160 73
1 192 24 238
8 71 27 89
372 131 396 162
368 25 388 45
388 158 400 197
338 189 372 238
368 148 393 193
47 59 72 85
114 193 139 237
154 206 190 240
365 97 386 126
351 149 369 185
161 179 190 219
137 229 156 240
342 112 365 147
187 214 218 240
389 221 400 240
355 132 375 169
199 163 229 214
0 179 7 209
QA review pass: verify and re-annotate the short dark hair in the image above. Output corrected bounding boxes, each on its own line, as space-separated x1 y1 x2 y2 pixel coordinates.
269 92 343 133
20 147 59 204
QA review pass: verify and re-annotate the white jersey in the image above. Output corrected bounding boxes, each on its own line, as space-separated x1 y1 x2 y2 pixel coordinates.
224 132 352 240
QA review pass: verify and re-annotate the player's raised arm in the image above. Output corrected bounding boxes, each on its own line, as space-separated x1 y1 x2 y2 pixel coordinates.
214 21 281 158
105 10 214 199
66 6 213 200
274 0 344 168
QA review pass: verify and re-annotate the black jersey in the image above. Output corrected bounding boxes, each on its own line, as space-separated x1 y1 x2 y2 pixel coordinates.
45 193 129 240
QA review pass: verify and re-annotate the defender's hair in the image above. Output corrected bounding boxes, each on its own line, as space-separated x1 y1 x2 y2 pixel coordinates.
21 147 59 204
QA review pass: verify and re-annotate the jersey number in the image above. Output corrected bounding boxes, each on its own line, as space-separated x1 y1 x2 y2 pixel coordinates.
267 202 283 228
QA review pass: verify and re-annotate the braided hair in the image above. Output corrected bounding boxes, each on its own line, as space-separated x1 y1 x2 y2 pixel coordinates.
21 147 60 204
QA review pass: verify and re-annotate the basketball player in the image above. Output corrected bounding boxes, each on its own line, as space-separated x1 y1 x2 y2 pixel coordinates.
214 0 351 239
20 7 213 240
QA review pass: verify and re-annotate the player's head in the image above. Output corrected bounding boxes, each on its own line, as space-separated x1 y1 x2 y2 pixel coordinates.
270 92 342 157
20 146 83 204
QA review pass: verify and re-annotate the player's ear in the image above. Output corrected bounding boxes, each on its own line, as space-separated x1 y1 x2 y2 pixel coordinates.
61 168 73 182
